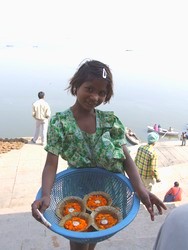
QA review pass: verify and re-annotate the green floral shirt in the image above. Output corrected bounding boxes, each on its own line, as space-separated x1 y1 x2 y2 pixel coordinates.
45 108 127 173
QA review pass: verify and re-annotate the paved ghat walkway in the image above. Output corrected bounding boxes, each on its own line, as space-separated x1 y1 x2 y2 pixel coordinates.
130 140 188 167
0 140 188 250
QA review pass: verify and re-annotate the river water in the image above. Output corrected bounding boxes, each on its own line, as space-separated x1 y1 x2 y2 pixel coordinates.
0 46 187 142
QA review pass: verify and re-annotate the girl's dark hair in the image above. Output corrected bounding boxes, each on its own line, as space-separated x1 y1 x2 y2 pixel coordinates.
67 59 114 103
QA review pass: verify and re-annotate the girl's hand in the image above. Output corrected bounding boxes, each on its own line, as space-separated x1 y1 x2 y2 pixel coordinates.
31 196 51 222
138 190 167 221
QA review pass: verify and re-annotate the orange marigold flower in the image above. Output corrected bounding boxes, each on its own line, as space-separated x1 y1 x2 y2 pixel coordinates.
64 216 88 231
63 202 82 216
95 213 118 229
87 195 108 210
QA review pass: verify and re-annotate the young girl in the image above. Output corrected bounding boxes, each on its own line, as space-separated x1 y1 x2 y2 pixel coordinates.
31 59 166 250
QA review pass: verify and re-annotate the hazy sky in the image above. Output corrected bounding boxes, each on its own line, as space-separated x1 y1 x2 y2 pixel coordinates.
1 0 188 85
1 0 187 47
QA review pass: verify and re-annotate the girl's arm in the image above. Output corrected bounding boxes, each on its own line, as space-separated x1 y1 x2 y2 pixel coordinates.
122 145 146 194
41 152 59 198
122 145 167 221
32 152 59 220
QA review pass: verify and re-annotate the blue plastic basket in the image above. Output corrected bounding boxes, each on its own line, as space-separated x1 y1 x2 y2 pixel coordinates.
36 167 140 243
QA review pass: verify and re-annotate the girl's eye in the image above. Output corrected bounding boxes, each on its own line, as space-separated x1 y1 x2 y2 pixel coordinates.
99 91 107 97
86 87 93 93
85 87 107 97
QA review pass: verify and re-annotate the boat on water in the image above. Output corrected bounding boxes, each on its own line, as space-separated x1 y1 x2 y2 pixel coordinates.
125 128 140 145
147 126 179 136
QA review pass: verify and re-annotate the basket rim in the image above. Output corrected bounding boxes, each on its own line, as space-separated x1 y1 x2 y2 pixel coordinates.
36 167 140 241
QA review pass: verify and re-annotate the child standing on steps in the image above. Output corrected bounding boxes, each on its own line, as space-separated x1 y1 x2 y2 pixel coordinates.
31 59 166 250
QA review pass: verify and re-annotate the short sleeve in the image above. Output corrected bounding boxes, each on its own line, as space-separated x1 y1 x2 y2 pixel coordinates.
45 114 64 155
92 111 127 172
110 115 127 145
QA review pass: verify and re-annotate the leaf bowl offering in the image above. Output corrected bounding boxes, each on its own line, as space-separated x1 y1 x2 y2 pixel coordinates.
56 196 86 218
83 191 112 212
59 212 93 232
91 206 123 230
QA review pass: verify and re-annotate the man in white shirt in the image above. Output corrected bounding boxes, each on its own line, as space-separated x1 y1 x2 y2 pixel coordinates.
31 91 51 146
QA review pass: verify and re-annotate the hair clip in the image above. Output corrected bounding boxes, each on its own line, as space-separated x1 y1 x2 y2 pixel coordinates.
102 68 107 79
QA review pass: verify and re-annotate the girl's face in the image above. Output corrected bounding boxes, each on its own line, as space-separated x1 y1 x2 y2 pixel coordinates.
76 79 108 111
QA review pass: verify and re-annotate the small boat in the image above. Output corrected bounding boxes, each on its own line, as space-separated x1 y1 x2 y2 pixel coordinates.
125 128 140 145
147 126 179 136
